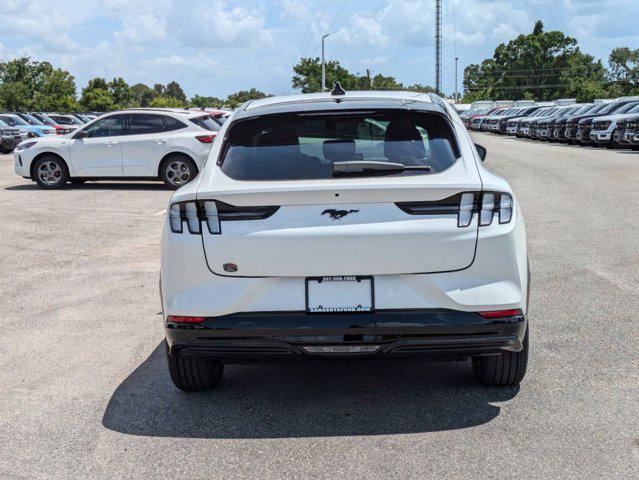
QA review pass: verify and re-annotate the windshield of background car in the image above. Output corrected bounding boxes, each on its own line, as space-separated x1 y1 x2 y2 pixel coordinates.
190 115 221 131
6 115 29 126
219 110 460 180
613 102 639 114
21 114 44 125
572 105 594 115
599 102 628 114
36 115 57 126
0 116 17 126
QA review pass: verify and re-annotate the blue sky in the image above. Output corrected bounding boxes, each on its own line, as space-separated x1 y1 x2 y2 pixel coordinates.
1 0 637 98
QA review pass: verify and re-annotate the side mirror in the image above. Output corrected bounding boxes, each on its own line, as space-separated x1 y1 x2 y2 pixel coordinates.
475 143 487 161
74 130 89 140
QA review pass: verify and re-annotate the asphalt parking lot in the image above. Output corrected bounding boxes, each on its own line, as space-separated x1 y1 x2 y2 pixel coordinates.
1 136 638 479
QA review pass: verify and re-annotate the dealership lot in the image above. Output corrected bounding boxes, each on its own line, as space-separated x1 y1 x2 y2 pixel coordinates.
0 135 637 478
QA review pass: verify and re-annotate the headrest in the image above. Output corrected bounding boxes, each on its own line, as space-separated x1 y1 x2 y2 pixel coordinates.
256 126 299 147
323 139 356 161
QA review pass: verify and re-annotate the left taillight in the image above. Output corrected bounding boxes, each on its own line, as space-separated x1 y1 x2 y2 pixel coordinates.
169 200 278 235
166 315 206 324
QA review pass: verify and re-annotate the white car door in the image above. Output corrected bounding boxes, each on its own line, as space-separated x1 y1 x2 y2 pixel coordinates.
121 113 173 176
68 115 126 176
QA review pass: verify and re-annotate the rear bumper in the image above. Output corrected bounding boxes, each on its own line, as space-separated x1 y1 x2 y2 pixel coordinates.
165 309 527 363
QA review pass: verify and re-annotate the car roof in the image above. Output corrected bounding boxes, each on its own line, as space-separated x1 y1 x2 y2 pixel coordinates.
235 90 444 119
113 108 208 119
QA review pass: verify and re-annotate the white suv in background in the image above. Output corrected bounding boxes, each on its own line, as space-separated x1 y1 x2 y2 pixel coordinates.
14 108 221 189
161 89 530 392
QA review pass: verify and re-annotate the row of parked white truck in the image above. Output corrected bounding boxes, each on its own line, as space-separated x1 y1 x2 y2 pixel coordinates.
460 97 639 149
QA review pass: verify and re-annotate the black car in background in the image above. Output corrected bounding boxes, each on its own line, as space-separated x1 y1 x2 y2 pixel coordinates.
565 98 638 144
551 104 596 141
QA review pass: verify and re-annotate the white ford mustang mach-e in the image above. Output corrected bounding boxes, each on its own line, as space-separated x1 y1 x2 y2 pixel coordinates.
161 88 530 391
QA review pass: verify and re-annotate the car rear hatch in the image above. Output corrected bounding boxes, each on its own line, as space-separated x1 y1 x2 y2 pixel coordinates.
194 106 481 277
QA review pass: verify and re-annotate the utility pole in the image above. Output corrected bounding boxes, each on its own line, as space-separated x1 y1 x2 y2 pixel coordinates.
435 0 442 94
454 57 459 102
321 34 330 92
366 69 371 88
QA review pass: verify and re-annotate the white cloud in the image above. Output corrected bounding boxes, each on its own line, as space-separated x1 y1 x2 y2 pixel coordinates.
113 13 166 46
169 1 273 48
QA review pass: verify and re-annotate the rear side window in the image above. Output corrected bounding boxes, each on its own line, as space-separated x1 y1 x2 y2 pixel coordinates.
128 114 165 134
163 116 187 132
219 110 459 181
190 115 221 132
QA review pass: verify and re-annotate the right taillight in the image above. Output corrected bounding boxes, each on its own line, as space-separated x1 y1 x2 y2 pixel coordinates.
195 134 216 143
396 191 513 228
480 192 513 226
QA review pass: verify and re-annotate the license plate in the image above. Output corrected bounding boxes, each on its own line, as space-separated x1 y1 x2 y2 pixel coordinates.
305 276 374 313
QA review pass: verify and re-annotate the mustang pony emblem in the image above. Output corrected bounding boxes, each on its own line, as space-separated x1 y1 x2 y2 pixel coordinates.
322 209 359 220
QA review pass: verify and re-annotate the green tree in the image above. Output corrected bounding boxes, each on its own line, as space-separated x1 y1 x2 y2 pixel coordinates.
608 47 639 95
462 21 606 101
165 81 186 102
0 57 77 110
406 83 437 93
292 57 359 93
81 88 115 111
130 83 155 107
80 77 114 111
153 83 166 97
190 94 224 108
226 88 269 108
149 96 184 108
0 82 31 110
108 77 132 108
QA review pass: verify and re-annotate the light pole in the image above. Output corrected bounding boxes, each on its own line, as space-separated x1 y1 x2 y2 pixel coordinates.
454 57 459 102
321 33 329 92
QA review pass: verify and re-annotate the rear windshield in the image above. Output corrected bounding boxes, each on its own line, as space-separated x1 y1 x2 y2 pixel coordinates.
219 110 459 180
190 115 222 131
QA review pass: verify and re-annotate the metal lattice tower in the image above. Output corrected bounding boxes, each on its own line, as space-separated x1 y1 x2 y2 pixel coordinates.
435 0 442 94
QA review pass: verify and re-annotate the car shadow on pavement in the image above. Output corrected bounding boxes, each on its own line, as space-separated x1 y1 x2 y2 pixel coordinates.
102 342 519 439
5 182 168 191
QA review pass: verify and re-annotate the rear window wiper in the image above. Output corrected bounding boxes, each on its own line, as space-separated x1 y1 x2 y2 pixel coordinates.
333 160 431 176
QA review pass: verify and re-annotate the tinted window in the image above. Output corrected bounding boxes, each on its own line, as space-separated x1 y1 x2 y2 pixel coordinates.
190 115 221 131
220 110 459 181
163 116 187 132
7 115 29 126
19 114 44 125
49 115 74 125
128 114 165 134
83 115 125 138
0 116 17 126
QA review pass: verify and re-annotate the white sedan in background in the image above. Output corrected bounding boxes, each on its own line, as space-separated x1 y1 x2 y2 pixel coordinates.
14 108 222 189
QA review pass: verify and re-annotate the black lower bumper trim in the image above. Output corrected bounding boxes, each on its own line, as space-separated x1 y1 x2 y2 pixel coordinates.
165 309 527 363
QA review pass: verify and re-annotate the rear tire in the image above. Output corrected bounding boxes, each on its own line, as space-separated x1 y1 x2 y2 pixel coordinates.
33 155 69 189
166 341 224 391
472 326 529 387
160 155 198 189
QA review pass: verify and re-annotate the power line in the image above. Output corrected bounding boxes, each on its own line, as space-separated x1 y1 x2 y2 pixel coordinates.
332 0 390 56
374 37 437 67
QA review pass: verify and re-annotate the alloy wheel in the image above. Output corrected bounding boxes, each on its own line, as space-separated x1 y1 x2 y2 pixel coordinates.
38 160 63 186
165 160 191 187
